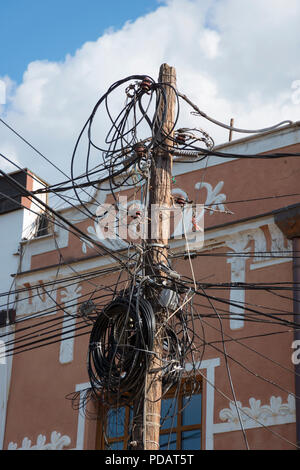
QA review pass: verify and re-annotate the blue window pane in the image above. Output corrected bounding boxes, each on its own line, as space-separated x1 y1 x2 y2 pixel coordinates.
109 440 124 450
181 430 201 450
107 407 125 438
161 397 177 430
182 394 201 426
160 433 177 450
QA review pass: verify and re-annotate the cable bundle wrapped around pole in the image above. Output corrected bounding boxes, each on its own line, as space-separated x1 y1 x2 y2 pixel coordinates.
88 294 155 405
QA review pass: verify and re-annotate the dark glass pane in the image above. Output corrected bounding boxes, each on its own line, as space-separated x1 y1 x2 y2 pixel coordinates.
160 397 177 430
107 407 125 438
181 429 201 450
128 405 133 432
160 432 177 450
181 430 201 450
182 394 201 426
109 440 124 450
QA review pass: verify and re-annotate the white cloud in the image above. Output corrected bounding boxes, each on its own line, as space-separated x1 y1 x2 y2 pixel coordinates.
198 30 220 59
0 0 299 186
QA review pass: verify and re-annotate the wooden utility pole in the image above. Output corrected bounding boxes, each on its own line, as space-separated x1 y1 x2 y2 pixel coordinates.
229 117 234 142
131 63 177 450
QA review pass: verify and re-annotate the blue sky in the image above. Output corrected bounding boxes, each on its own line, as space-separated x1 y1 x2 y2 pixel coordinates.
0 0 161 83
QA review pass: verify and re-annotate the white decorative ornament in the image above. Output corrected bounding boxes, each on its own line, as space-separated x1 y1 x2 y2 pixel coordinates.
171 188 188 237
120 199 146 241
59 283 82 364
8 431 71 450
81 218 127 253
248 227 267 262
81 188 127 253
171 188 196 238
81 181 227 252
219 394 295 427
82 198 149 252
226 233 251 330
16 281 57 318
269 223 292 255
195 181 226 215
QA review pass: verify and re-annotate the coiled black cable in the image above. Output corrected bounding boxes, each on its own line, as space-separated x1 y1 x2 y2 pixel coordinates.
88 294 155 405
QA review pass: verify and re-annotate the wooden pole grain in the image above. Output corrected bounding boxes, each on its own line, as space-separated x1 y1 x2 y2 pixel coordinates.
131 63 177 450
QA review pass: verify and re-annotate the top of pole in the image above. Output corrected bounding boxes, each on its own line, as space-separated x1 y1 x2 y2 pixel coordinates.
158 63 177 83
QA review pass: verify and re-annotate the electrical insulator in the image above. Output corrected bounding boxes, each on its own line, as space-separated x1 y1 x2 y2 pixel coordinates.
176 133 187 145
131 210 141 219
79 300 97 317
134 143 147 158
175 196 186 207
140 78 152 93
159 288 179 311
192 215 201 232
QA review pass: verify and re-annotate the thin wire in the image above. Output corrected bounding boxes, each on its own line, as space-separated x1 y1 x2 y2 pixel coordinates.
199 286 250 450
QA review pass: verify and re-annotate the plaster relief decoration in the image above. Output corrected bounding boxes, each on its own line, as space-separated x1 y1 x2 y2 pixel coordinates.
171 188 192 238
81 216 127 253
269 223 292 258
81 188 127 253
81 197 150 252
16 280 57 318
249 223 292 270
8 431 71 450
226 233 251 330
59 283 82 364
214 394 295 434
81 180 227 253
194 181 226 215
248 227 267 262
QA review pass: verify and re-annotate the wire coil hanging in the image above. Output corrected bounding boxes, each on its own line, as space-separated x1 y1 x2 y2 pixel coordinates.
88 294 155 405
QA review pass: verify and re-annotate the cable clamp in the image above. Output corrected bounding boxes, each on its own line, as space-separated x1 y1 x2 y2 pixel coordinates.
147 243 170 249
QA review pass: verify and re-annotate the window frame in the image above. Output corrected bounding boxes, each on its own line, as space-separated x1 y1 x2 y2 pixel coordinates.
95 377 202 450
160 378 202 450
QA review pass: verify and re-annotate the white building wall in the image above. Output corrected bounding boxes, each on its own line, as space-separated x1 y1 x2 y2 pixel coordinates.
0 209 24 301
0 172 47 449
0 208 24 449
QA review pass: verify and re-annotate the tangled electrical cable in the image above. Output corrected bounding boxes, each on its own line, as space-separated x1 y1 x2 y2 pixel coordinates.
88 291 155 405
87 279 191 408
65 69 297 443
29 73 298 203
66 74 216 221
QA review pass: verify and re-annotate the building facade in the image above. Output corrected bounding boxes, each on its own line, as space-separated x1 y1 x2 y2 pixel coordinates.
0 169 47 450
1 123 300 450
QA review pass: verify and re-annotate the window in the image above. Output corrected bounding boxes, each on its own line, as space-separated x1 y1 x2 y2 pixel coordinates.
160 386 202 450
104 405 133 450
96 379 202 450
35 212 51 237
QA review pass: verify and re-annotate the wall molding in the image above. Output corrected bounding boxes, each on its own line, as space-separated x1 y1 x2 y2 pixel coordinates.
59 283 82 364
186 358 221 450
213 394 295 434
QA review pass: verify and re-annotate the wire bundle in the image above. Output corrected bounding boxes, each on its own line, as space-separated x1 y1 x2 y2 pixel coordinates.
1 71 300 450
88 294 155 405
161 324 185 392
